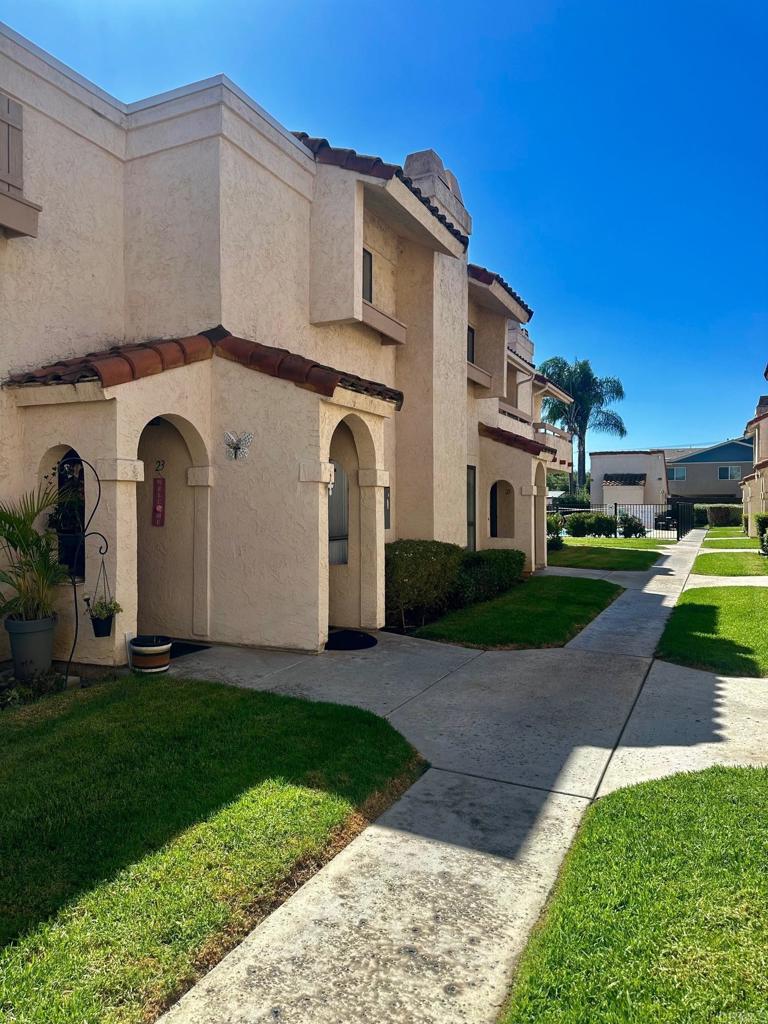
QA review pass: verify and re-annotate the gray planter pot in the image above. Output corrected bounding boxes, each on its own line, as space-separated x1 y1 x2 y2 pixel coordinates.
4 616 56 682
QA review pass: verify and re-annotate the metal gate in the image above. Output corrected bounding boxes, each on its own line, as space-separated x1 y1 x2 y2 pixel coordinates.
558 502 695 541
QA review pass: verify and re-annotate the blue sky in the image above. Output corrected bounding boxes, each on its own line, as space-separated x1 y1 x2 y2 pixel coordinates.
2 0 766 450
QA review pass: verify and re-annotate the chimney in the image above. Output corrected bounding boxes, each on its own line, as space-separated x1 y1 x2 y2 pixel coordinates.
403 149 472 237
757 395 768 416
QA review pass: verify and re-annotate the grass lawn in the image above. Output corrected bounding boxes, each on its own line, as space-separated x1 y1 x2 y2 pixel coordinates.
692 551 768 576
706 526 745 538
657 586 768 676
560 536 675 549
414 576 620 648
0 676 420 1024
549 542 662 571
502 766 768 1023
702 537 760 549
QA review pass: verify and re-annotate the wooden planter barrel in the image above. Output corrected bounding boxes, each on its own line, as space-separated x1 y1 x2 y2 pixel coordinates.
130 635 172 674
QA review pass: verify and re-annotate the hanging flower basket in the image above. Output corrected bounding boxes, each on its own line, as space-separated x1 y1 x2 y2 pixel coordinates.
84 562 122 641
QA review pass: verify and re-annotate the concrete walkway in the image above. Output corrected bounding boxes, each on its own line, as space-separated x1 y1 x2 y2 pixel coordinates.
686 574 768 589
162 525 767 1024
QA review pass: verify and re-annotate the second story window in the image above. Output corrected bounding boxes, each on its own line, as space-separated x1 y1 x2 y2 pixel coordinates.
718 466 742 481
362 248 373 303
467 325 476 363
667 467 686 481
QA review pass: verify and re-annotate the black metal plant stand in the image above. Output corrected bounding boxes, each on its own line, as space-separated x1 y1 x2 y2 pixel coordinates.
57 456 110 687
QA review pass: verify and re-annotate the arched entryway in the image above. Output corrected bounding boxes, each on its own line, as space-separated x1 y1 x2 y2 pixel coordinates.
489 480 515 539
534 461 547 567
326 413 383 631
39 445 86 579
328 420 361 627
136 416 208 638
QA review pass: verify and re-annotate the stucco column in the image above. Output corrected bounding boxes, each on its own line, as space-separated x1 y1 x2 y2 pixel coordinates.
358 468 389 629
300 460 335 648
186 465 213 637
519 483 536 571
93 458 144 665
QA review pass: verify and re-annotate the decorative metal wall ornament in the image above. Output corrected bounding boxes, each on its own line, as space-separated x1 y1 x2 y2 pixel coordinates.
56 456 110 686
224 431 254 461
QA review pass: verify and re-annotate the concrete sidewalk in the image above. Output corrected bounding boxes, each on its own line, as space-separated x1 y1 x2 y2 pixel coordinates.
162 525 767 1024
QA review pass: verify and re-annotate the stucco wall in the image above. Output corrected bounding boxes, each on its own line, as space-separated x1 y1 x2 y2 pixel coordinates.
136 419 195 637
667 459 751 501
590 453 668 505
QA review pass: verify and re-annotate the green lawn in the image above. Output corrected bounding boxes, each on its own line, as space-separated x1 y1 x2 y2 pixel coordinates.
692 551 768 576
657 586 768 676
702 537 760 548
559 536 675 549
549 543 662 571
414 576 620 648
706 526 745 538
0 676 420 1024
502 766 768 1023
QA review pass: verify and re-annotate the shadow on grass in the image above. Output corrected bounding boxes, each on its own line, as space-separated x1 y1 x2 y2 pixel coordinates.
657 598 762 676
0 675 416 947
549 546 662 571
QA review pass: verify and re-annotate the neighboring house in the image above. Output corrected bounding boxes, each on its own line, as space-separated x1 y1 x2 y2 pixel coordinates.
0 25 572 667
664 438 753 502
742 392 768 536
589 451 669 506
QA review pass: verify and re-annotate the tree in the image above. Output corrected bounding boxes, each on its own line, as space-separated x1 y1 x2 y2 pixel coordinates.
537 357 627 490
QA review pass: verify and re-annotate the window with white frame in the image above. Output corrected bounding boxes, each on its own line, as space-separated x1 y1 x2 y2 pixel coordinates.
667 466 686 481
718 465 742 480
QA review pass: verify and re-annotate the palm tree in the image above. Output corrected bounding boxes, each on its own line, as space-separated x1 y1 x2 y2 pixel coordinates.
537 357 627 491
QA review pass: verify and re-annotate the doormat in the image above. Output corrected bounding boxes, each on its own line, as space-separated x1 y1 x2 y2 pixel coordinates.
325 629 378 651
169 640 211 660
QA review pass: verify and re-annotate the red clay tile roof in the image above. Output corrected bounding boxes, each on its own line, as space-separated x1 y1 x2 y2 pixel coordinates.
6 325 404 409
294 133 469 250
479 422 557 457
603 473 646 486
467 263 533 321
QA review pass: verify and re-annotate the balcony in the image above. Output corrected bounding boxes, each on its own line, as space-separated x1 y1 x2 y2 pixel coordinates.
534 421 573 468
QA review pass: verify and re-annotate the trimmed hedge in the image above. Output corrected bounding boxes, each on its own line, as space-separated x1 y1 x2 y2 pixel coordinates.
755 513 768 539
385 540 525 628
564 511 617 538
694 503 743 527
453 549 525 606
385 540 463 628
552 493 591 511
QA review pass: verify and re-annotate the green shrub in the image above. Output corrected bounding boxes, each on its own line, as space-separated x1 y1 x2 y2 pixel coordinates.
565 512 592 537
755 513 768 539
547 513 565 551
547 513 564 537
693 504 709 527
452 549 525 606
708 504 742 527
619 512 646 538
385 539 463 628
590 513 617 537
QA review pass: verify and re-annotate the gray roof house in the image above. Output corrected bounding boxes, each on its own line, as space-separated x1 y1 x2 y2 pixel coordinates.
664 437 753 502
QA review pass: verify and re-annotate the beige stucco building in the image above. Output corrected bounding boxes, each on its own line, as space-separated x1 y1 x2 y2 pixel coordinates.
590 450 669 507
742 392 768 535
0 24 572 665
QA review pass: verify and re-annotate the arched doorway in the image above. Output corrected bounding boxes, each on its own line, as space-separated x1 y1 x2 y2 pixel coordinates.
136 417 199 638
39 445 86 579
328 420 361 627
489 480 515 539
534 461 547 567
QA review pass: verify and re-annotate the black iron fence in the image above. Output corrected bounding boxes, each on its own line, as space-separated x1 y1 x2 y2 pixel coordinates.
556 501 695 541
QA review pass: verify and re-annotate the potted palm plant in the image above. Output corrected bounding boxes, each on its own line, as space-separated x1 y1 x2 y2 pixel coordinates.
0 485 68 681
